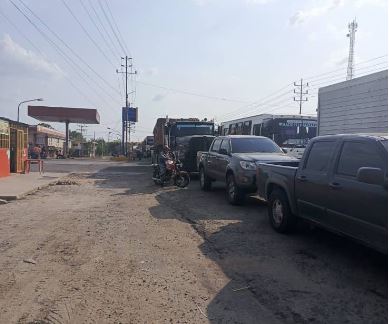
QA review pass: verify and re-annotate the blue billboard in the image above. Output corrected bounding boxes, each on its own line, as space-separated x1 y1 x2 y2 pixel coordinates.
122 107 138 122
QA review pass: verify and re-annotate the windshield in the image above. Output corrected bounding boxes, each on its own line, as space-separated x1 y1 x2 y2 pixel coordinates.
231 137 283 153
172 123 214 136
381 140 388 150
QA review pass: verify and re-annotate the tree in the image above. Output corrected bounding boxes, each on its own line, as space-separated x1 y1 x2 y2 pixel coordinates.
69 130 84 142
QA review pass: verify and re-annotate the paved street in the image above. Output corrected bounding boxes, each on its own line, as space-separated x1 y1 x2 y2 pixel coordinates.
0 159 386 324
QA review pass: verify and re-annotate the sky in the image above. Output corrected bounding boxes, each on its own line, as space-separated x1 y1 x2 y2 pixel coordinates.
0 0 387 141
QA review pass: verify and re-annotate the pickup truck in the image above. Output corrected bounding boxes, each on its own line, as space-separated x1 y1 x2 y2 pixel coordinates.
197 135 298 205
257 134 388 253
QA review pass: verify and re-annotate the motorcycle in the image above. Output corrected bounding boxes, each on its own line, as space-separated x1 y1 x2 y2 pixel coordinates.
152 158 190 188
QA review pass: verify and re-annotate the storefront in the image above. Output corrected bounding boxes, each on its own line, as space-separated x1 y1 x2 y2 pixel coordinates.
0 118 28 174
0 119 10 178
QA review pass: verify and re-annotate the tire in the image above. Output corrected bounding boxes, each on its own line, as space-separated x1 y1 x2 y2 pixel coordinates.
175 171 190 188
226 174 245 205
268 189 296 233
199 167 212 191
152 167 160 185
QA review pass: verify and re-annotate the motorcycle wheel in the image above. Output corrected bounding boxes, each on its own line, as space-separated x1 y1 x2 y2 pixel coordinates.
175 171 190 188
152 167 160 185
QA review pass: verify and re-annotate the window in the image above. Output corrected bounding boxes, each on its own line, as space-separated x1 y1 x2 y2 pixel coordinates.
253 124 262 136
337 141 384 177
211 138 222 152
242 121 252 135
223 127 228 135
230 137 282 153
236 123 243 135
304 141 335 172
219 139 230 154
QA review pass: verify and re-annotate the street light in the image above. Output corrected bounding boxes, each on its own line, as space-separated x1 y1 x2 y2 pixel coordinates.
17 98 44 122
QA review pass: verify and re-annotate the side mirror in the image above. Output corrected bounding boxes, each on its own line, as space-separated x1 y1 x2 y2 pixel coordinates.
219 148 228 155
357 167 385 186
281 148 288 154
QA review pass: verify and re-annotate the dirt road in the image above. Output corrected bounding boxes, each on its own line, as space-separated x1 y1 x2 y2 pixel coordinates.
0 160 386 323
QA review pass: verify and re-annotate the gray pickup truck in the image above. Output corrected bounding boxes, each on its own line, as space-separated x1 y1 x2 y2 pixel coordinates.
257 134 388 253
197 135 297 204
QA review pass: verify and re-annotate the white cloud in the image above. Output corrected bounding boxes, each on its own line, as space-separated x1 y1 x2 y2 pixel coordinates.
0 34 64 78
152 93 167 101
289 0 344 26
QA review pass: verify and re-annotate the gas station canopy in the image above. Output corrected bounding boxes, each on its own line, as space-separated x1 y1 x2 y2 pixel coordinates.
28 106 100 124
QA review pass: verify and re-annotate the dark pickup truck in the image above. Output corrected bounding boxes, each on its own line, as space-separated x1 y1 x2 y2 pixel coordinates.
198 135 297 204
257 134 388 253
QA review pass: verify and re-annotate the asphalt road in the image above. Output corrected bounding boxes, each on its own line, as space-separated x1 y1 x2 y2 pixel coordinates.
0 159 386 323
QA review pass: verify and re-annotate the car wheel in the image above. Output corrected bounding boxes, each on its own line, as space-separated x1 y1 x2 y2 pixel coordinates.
268 189 296 233
226 174 245 205
199 167 212 191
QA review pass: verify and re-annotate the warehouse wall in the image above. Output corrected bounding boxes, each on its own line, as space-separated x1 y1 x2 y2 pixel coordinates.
318 70 388 135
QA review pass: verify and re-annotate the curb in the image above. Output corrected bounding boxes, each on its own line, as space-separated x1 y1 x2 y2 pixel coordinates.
0 173 70 201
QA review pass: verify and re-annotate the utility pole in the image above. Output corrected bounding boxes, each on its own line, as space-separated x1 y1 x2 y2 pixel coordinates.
116 56 137 156
293 79 309 115
77 124 88 140
346 19 358 80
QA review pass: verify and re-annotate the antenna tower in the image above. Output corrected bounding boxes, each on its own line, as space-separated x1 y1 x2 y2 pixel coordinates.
346 19 358 80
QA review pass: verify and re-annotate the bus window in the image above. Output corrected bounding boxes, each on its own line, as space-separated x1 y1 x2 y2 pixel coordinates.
230 124 236 134
253 124 262 136
243 121 252 135
223 127 228 135
236 122 243 135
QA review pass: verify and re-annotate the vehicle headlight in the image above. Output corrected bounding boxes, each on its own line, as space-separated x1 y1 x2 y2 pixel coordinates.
239 161 256 170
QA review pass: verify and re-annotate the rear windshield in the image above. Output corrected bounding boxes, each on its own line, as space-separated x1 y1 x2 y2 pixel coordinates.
231 138 282 153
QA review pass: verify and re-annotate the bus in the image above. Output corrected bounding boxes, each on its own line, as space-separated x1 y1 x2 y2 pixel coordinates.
220 114 317 158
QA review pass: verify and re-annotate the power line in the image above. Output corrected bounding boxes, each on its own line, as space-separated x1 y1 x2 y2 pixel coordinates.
1 5 99 108
79 0 119 61
60 0 117 68
9 0 116 108
18 0 121 98
87 0 122 57
216 82 294 120
0 7 44 56
137 81 251 103
304 54 387 82
97 0 127 55
103 0 131 55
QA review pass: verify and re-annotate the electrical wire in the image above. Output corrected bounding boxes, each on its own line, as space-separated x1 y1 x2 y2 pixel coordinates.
103 0 131 55
87 0 122 57
136 81 251 103
80 0 119 62
1 5 99 108
97 0 127 55
19 0 121 98
9 0 116 108
60 0 117 68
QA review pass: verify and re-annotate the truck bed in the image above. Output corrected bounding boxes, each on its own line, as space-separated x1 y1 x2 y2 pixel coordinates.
256 162 299 206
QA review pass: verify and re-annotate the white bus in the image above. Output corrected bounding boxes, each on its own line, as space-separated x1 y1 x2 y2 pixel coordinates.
220 114 317 158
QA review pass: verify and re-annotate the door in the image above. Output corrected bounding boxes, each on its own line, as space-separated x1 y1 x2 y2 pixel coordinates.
295 140 337 223
10 129 17 172
17 130 24 173
215 139 231 180
207 138 222 179
326 140 387 251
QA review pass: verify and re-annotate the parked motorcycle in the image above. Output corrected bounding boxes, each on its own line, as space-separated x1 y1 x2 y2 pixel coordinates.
152 158 190 188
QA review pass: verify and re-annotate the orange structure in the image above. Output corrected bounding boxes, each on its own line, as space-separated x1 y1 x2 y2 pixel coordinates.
0 119 10 178
0 117 28 176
